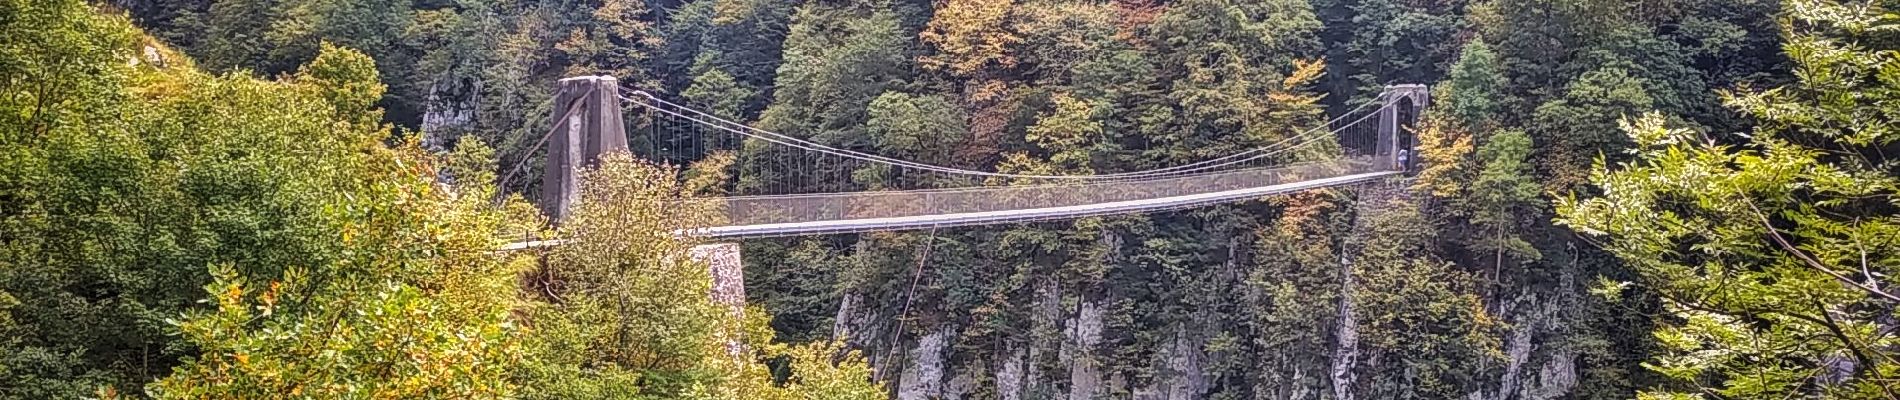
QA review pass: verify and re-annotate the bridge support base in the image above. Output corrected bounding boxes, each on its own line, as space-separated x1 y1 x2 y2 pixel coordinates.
690 243 746 315
691 242 747 356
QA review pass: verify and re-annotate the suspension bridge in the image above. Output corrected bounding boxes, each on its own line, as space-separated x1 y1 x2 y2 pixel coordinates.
512 76 1427 243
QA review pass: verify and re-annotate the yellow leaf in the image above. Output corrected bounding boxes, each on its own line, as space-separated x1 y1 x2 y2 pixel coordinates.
1283 58 1326 87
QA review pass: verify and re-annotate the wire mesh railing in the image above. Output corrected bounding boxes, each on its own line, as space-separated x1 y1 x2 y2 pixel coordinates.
586 89 1402 237
692 157 1381 225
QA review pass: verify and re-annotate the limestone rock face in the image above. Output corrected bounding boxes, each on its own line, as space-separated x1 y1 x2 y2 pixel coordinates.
996 348 1028 400
1134 324 1209 400
944 362 977 400
832 292 887 370
1063 300 1104 400
1468 290 1579 400
811 184 1590 400
1026 278 1063 399
1331 255 1361 400
420 82 478 152
690 243 746 355
690 243 747 314
898 327 952 400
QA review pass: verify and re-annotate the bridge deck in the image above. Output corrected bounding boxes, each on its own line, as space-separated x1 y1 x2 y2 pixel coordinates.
499 166 1398 250
691 170 1398 238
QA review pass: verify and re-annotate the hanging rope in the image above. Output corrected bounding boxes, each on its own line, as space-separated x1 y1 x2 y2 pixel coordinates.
881 226 939 379
493 96 589 205
619 90 1391 181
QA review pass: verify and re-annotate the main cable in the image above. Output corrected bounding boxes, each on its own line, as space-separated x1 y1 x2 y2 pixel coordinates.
622 93 1391 180
494 96 588 204
625 89 1385 179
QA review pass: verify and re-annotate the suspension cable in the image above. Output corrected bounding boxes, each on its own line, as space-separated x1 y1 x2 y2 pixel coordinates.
494 96 588 203
883 226 938 378
621 93 1392 180
624 89 1388 179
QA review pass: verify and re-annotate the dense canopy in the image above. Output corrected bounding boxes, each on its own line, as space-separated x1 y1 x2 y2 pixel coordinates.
4 0 1897 398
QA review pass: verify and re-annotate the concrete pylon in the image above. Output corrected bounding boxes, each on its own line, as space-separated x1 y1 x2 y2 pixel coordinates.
691 243 747 356
1376 84 1430 171
690 243 747 316
540 76 630 224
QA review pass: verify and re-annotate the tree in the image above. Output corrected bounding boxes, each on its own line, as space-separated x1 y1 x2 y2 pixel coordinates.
519 152 884 399
557 0 659 85
1558 1 1900 397
0 0 547 393
1019 93 1109 173
1144 0 1328 164
1335 0 1468 104
267 0 422 121
1411 38 1502 200
1410 114 1477 200
406 1 506 150
3 4 462 393
1464 129 1542 280
747 3 908 194
518 152 730 397
150 264 523 398
863 92 968 188
682 55 758 119
1348 197 1501 398
1529 66 1654 192
141 44 534 399
3 4 876 397
200 0 281 72
655 0 797 103
1442 38 1506 130
918 0 1021 103
755 3 909 146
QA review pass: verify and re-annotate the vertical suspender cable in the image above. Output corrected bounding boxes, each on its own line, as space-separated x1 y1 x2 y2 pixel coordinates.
883 226 939 377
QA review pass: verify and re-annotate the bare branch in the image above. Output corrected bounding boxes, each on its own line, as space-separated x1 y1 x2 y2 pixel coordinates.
1745 200 1900 303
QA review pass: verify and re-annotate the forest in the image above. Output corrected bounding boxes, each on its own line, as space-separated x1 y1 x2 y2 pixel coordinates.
2 0 1898 398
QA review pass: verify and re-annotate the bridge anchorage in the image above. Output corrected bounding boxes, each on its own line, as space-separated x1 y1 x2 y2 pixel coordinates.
510 75 1427 274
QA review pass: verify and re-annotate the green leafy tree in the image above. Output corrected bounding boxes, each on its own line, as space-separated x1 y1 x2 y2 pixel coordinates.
1349 197 1502 398
1443 38 1507 130
1559 1 1900 397
1145 0 1328 164
682 55 758 119
1017 93 1109 174
1243 193 1352 397
862 92 968 188
0 3 148 394
141 44 533 399
150 264 523 398
1412 38 1503 200
0 1 541 394
556 0 658 83
747 3 908 194
1529 66 1654 192
519 152 884 399
1335 0 1468 103
267 0 422 120
656 0 797 105
1465 129 1542 280
200 0 281 72
523 152 731 397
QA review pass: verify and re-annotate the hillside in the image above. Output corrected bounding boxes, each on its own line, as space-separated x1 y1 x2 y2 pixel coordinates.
4 0 1898 398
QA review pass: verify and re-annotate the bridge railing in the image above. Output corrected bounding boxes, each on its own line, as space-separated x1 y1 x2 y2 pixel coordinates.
680 157 1383 229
